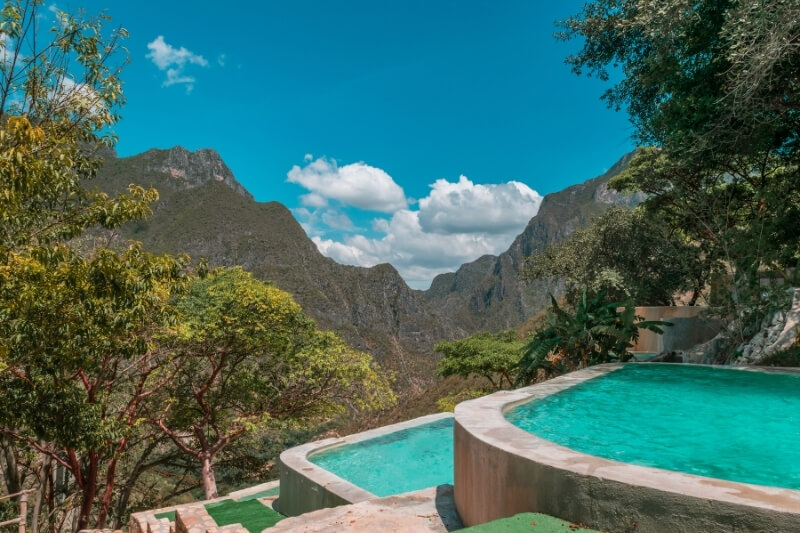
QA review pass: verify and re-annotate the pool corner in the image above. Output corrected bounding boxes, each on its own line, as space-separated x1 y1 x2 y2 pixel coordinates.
278 412 453 517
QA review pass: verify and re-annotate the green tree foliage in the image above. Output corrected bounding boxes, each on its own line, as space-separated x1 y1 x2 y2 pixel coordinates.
0 2 191 530
517 290 668 384
561 0 800 326
150 268 396 499
435 330 523 390
0 244 188 529
560 0 799 160
524 206 708 305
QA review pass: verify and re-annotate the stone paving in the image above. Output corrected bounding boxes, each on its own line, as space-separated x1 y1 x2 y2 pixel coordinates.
266 485 462 532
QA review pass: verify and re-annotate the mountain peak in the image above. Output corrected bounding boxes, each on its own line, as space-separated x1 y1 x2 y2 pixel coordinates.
139 146 254 200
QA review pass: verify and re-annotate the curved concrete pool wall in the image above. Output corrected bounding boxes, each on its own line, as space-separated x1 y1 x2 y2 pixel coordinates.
454 363 800 533
278 412 453 517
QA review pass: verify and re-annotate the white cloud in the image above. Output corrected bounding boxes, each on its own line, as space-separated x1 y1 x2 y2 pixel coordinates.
47 4 67 28
146 36 208 92
418 176 542 234
0 34 13 65
292 157 543 289
294 207 356 235
300 192 328 208
311 209 512 289
287 157 407 213
321 210 355 230
50 78 106 118
217 53 226 67
313 236 381 267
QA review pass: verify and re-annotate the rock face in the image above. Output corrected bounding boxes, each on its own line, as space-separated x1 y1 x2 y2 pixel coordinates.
663 288 800 365
101 146 253 200
423 151 639 331
736 288 800 364
95 147 638 389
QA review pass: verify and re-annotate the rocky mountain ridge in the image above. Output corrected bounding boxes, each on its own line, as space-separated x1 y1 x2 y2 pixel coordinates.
423 151 639 331
95 146 637 388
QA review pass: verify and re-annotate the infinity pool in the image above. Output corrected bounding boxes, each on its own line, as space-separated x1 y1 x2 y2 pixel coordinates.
505 364 800 490
308 417 454 497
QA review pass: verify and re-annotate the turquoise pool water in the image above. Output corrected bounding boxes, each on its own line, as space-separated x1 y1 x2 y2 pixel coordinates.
309 417 454 497
506 364 800 490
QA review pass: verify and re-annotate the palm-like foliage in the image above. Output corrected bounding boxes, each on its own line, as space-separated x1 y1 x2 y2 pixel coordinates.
516 289 669 384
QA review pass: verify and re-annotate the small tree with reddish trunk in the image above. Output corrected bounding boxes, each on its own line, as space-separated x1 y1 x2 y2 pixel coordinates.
151 267 396 499
0 3 193 529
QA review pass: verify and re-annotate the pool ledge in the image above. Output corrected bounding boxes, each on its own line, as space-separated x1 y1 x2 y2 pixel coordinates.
278 412 453 517
454 363 800 532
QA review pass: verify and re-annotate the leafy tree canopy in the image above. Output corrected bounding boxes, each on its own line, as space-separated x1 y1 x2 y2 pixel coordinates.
0 2 189 529
152 267 396 499
561 0 799 163
435 330 523 390
524 206 708 306
561 0 800 322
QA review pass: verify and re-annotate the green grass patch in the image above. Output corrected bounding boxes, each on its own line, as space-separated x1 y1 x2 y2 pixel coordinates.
153 510 176 521
205 499 284 533
461 512 602 532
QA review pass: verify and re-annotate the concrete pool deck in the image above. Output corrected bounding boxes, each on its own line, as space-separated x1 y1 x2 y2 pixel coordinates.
454 363 800 532
278 412 454 517
267 485 462 532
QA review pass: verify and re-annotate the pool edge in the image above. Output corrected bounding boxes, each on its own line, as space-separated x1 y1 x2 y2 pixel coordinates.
278 412 454 517
454 362 800 532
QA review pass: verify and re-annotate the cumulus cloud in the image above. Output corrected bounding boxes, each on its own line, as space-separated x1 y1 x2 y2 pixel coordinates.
292 157 543 289
146 36 208 92
287 157 407 213
313 236 382 267
294 207 356 235
321 210 355 231
311 209 513 289
418 176 542 234
49 78 106 118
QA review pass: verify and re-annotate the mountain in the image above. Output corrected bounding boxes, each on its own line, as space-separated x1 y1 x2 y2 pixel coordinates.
95 147 462 390
94 147 638 389
423 151 641 331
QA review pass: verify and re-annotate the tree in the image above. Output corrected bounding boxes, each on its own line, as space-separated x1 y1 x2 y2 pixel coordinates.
561 0 800 326
524 206 708 306
0 2 192 530
150 268 396 499
516 290 668 384
560 0 799 163
0 244 188 529
435 330 523 390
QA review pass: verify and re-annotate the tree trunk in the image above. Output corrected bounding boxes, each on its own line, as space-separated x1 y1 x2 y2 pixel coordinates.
31 456 51 533
201 455 218 500
76 454 98 531
95 455 119 529
688 288 700 306
0 436 21 494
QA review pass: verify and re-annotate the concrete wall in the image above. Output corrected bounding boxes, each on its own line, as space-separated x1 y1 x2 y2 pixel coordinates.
454 364 800 532
278 412 453 517
277 457 358 517
631 306 720 353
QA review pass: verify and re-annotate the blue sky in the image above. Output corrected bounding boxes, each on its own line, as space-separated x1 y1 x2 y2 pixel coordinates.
65 1 634 288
